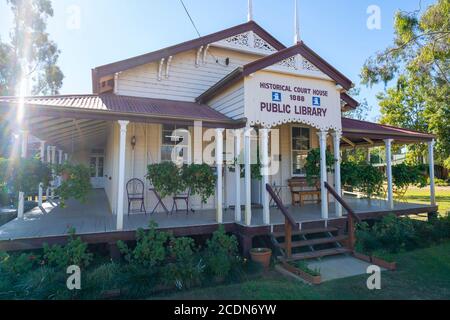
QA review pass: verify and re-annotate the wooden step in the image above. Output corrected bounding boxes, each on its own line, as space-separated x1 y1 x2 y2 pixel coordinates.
272 227 338 238
280 235 348 248
286 247 352 261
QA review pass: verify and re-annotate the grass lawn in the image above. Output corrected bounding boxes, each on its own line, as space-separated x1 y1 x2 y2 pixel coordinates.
154 241 450 300
403 186 450 217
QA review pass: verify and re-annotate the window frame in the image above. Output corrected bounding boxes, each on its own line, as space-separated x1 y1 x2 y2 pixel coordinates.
290 125 312 177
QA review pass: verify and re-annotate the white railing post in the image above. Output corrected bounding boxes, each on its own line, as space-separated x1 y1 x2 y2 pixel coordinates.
260 128 270 225
51 146 56 199
318 130 329 219
244 127 252 226
428 139 436 206
116 120 129 231
332 131 342 217
38 140 46 207
17 130 28 218
384 139 394 210
234 129 242 222
215 128 224 223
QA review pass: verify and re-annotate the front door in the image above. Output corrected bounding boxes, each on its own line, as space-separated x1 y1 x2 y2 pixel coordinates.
90 155 105 189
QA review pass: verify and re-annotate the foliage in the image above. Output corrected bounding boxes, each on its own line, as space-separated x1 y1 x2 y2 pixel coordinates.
163 237 205 290
361 0 450 168
0 157 51 195
54 163 92 207
147 162 185 198
0 0 64 96
117 221 170 269
292 261 321 277
343 87 372 121
203 226 240 279
304 148 335 186
356 214 450 255
392 163 427 198
147 163 216 203
341 161 384 198
181 164 216 203
43 228 93 269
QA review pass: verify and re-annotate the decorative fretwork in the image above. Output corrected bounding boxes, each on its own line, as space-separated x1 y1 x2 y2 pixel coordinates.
253 34 277 52
302 58 320 72
277 56 298 70
224 32 250 47
221 32 277 53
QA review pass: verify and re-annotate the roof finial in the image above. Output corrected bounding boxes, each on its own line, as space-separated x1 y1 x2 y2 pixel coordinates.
294 0 300 43
247 0 253 22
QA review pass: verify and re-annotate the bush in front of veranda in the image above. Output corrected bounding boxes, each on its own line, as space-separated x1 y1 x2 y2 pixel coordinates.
0 223 245 299
355 214 450 255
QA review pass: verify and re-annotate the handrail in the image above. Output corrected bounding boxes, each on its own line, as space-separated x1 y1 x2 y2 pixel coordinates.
324 182 361 223
324 181 361 251
266 184 297 228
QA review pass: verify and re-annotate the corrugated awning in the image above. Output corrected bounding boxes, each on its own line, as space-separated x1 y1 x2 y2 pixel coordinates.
342 118 434 143
0 94 242 128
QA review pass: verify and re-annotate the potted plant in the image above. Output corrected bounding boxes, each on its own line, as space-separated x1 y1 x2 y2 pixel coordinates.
249 248 272 269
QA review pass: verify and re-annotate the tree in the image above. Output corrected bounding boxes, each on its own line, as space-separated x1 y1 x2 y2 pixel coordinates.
343 87 372 121
0 0 64 96
360 0 449 168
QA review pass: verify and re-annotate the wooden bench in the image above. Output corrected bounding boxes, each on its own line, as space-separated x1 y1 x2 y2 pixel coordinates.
288 177 322 206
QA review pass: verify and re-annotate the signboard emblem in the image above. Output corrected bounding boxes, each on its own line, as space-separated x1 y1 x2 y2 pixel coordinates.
272 92 282 102
312 96 321 106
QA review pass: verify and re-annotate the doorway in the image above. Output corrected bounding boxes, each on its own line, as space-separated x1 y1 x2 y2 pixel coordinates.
90 155 105 189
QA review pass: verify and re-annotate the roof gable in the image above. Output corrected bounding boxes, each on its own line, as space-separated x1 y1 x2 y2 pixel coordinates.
242 42 353 90
92 21 285 93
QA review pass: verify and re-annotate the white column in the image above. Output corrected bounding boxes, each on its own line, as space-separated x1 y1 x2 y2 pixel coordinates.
17 131 28 218
244 128 252 226
215 129 224 223
234 129 242 222
367 147 371 164
428 139 436 206
384 139 394 210
20 130 28 158
260 128 270 225
332 131 342 217
116 120 129 230
46 146 51 199
318 131 328 219
64 153 68 162
58 150 63 164
51 146 56 198
38 140 46 207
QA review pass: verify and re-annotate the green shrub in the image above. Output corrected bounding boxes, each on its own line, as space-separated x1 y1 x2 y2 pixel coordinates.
181 164 216 203
163 236 205 290
392 163 427 197
305 148 334 186
204 226 240 279
43 228 93 269
55 163 92 207
341 161 384 197
117 221 170 269
147 162 185 198
356 214 450 255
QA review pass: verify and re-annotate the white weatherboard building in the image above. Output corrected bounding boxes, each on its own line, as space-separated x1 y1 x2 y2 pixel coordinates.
0 8 437 255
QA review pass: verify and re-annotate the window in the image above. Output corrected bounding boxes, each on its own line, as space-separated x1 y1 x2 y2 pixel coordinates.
291 126 310 176
161 124 190 163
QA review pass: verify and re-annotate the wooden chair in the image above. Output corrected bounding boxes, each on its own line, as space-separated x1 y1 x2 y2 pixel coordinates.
126 178 147 215
171 188 194 214
288 177 322 206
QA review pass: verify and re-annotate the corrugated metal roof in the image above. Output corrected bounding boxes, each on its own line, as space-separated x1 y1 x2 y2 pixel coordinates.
0 94 233 122
342 118 435 141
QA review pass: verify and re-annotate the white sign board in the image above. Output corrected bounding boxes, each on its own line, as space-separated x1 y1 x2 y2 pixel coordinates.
244 71 342 131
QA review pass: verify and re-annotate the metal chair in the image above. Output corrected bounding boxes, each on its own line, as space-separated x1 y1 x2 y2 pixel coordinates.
126 178 146 215
171 188 194 214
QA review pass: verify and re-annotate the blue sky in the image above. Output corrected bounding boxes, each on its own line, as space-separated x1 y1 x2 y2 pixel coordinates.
0 0 433 120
